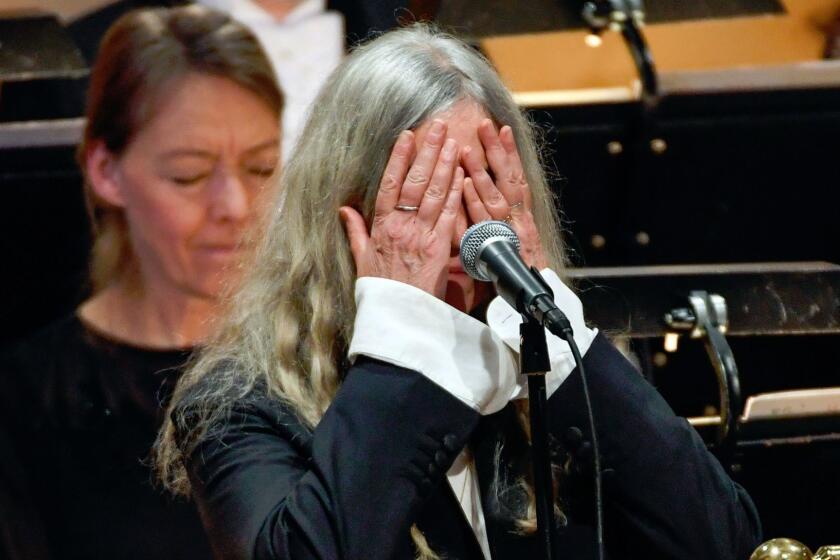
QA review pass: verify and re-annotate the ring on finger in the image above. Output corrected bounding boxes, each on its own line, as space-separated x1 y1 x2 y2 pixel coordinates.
395 204 420 212
503 215 512 225
509 201 524 210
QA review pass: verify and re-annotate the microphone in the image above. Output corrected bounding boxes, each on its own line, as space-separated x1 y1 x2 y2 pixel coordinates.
459 221 573 340
462 222 606 560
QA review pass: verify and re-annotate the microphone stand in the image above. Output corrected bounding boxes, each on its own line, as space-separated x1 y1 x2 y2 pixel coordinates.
582 0 658 105
520 314 556 560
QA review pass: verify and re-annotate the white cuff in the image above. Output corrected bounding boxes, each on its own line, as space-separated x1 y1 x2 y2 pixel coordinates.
486 269 597 398
348 278 519 415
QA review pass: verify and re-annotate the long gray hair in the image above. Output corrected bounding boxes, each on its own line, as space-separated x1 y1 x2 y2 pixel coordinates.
157 22 567 556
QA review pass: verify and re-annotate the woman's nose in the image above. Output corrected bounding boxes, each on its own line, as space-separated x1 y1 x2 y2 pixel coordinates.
208 168 250 222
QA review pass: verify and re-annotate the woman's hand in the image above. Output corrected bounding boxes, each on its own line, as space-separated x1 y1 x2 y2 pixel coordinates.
340 121 464 300
461 119 547 270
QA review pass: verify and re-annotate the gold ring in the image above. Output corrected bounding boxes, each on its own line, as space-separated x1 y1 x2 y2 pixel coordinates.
395 205 420 212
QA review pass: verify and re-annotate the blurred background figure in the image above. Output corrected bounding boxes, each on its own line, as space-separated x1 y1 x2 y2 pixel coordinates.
197 0 343 159
0 5 282 559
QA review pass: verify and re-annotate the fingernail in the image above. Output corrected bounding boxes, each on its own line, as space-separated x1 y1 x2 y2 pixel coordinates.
397 130 412 146
430 120 445 139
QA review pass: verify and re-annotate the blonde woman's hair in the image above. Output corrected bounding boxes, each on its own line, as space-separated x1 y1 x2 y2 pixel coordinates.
79 5 282 293
156 22 567 557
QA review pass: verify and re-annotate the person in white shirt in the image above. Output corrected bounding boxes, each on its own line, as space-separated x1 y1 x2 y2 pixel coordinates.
156 23 761 560
197 0 344 159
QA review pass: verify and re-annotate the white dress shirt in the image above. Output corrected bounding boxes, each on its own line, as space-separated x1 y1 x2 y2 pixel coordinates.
348 269 597 559
197 0 344 160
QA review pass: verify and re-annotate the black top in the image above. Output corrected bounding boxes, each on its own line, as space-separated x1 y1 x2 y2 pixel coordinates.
178 333 762 559
0 314 212 560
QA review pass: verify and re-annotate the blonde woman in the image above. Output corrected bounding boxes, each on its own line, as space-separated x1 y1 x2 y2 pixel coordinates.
0 6 281 559
157 24 761 559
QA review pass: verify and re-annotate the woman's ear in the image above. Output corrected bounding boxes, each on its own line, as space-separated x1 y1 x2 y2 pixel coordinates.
86 141 126 208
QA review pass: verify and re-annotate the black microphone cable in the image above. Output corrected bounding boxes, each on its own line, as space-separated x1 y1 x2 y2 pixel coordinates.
551 321 605 560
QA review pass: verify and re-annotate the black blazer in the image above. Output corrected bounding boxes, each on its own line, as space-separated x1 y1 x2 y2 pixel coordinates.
179 334 761 559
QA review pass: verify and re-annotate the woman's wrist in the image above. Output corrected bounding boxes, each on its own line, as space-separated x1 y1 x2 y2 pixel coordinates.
348 276 520 415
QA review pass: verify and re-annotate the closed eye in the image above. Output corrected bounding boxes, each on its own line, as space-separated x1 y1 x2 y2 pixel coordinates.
246 166 276 178
169 174 210 186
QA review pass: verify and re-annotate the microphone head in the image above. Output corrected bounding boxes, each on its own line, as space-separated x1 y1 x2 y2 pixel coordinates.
459 220 521 282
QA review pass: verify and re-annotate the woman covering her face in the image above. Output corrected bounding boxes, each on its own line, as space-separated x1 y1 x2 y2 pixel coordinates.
157 24 761 560
0 6 281 558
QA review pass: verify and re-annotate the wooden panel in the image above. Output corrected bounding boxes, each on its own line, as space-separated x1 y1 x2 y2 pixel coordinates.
0 0 111 21
481 0 840 96
438 0 783 37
